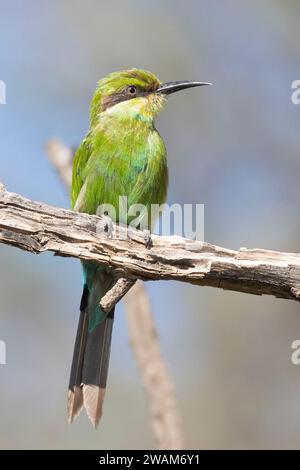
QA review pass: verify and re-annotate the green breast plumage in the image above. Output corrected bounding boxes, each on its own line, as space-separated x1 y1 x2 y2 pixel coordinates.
71 113 168 228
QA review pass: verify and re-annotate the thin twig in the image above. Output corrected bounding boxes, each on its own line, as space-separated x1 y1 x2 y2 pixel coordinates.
100 277 136 313
46 139 73 188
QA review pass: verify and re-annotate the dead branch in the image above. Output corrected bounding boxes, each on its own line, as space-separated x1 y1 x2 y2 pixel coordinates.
46 139 73 188
1 184 300 302
100 277 136 313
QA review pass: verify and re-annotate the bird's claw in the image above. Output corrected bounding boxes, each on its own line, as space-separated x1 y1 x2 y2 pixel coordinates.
143 229 153 249
103 213 113 238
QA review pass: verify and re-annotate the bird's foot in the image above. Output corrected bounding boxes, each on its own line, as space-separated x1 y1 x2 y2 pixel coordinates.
103 212 113 238
143 229 153 249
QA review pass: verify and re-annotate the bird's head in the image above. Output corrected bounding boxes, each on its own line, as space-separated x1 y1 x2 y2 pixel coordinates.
90 69 211 127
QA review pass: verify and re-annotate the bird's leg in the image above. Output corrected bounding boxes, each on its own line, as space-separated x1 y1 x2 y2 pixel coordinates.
103 211 113 238
135 223 153 249
143 229 153 249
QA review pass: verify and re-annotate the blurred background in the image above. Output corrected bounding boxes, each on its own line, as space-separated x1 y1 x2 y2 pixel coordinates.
0 0 300 449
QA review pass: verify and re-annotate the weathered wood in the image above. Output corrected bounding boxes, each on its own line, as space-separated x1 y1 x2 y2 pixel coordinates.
100 277 136 313
1 184 300 302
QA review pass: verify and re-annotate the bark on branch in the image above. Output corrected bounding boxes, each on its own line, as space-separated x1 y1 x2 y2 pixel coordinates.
1 184 300 302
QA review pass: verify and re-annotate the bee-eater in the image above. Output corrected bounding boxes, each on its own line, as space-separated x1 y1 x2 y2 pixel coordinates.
68 69 210 427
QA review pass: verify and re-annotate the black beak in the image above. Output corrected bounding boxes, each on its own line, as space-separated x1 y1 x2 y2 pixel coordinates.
156 80 212 95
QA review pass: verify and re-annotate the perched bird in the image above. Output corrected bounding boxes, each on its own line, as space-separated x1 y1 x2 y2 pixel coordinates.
69 69 210 427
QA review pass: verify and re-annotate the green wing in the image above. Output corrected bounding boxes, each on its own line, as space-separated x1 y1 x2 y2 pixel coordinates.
71 136 93 209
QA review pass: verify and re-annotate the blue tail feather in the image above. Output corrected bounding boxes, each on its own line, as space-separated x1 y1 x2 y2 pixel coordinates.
81 261 114 332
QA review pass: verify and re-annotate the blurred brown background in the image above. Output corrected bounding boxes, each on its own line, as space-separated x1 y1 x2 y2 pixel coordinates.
0 0 300 449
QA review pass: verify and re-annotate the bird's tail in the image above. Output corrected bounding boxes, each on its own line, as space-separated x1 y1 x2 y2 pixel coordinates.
68 261 115 427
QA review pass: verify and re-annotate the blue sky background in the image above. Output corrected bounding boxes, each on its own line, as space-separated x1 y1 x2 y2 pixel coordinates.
1 0 300 449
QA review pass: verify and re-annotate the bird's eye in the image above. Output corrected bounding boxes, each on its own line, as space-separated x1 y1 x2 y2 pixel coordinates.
127 85 137 95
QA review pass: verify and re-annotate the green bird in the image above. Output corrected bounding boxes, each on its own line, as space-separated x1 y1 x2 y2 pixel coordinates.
69 69 210 426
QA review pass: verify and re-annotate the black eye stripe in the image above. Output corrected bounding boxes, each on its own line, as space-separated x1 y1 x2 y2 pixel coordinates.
102 84 158 111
